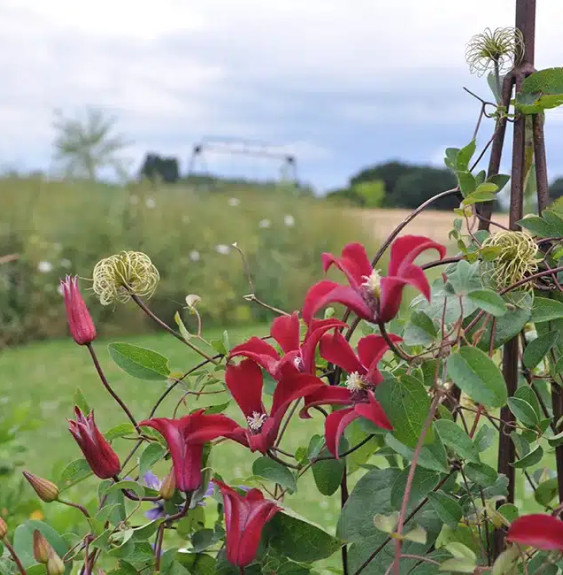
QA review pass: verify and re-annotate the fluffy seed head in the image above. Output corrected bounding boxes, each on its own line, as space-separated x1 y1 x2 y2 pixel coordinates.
465 27 524 76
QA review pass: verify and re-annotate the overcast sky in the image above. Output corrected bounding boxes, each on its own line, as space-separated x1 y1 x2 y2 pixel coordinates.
2 0 563 191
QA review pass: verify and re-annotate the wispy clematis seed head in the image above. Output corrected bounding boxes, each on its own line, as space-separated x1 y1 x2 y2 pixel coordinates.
481 230 538 290
92 251 159 305
465 27 524 76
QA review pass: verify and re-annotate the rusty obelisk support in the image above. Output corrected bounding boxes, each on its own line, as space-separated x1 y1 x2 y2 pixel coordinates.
494 0 537 558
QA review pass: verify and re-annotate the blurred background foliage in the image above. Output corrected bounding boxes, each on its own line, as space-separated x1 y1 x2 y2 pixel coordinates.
0 177 372 347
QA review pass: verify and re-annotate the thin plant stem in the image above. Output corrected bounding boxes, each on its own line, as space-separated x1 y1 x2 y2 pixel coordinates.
58 497 91 518
4 540 27 575
130 293 218 364
86 343 139 431
341 464 349 575
393 392 442 574
154 523 165 572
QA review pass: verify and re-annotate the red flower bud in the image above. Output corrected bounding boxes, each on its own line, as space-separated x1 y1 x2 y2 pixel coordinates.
23 471 59 503
68 407 121 479
60 275 96 345
33 530 53 564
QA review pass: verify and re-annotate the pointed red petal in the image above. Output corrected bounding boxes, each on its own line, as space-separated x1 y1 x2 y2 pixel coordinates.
300 386 353 418
270 312 300 353
300 318 346 374
357 334 401 385
270 374 325 418
225 360 264 419
399 263 432 300
183 412 241 444
325 408 358 457
354 392 393 431
378 276 408 323
506 514 563 551
322 243 373 289
229 337 280 376
388 235 446 276
319 331 364 375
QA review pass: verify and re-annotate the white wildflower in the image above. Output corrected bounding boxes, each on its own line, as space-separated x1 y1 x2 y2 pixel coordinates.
228 197 240 207
189 250 200 262
284 214 295 227
215 244 231 255
145 197 156 209
38 261 53 273
258 219 271 229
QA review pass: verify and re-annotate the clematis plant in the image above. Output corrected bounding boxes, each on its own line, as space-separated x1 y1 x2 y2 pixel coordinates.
8 22 563 573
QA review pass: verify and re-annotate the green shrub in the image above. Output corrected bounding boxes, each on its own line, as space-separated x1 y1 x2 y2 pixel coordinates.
0 177 373 346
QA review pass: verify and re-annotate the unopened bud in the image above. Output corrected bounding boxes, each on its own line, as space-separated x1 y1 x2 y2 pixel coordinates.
46 550 65 575
23 471 59 503
159 470 176 500
0 517 7 540
33 530 53 564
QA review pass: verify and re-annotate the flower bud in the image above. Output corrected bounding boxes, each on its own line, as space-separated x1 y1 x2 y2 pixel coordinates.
159 470 176 500
0 516 7 540
23 471 59 503
33 530 53 564
46 550 65 575
60 275 96 345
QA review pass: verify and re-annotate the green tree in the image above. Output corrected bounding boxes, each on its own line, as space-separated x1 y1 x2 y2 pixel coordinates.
549 177 563 200
53 108 129 180
390 167 459 209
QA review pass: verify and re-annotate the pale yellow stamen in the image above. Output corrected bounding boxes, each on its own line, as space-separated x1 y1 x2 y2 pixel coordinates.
362 270 382 297
246 411 267 431
345 372 366 392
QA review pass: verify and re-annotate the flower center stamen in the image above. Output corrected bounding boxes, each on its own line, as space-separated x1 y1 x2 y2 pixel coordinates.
246 411 267 431
345 372 367 392
361 270 382 297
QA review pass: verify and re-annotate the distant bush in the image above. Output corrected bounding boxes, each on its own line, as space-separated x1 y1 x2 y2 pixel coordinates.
0 178 372 346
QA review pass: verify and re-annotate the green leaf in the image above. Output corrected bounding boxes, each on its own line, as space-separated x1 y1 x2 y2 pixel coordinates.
514 386 541 420
427 491 462 529
439 558 476 573
475 182 498 194
403 311 438 346
532 297 563 323
507 397 539 428
464 462 497 487
517 67 563 113
456 140 476 171
108 342 170 380
13 521 71 573
312 458 344 496
447 260 482 297
487 174 510 191
466 289 507 317
73 387 90 414
519 215 557 237
444 147 460 170
473 424 495 453
548 431 563 447
513 445 543 468
375 375 434 448
447 347 507 408
523 331 559 369
174 311 192 341
457 172 476 197
105 423 136 441
266 509 341 562
385 430 449 473
58 458 92 489
390 466 441 511
434 419 480 462
105 480 145 499
139 442 167 476
534 477 559 506
463 190 496 205
252 456 297 493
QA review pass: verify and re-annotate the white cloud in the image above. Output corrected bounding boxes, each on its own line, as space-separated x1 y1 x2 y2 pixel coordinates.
1 0 563 187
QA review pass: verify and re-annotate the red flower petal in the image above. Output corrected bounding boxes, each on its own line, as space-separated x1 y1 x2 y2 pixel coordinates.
324 407 358 457
302 280 372 325
354 392 393 431
322 243 373 289
270 374 326 419
388 235 446 277
270 312 300 353
225 360 265 419
300 318 346 374
300 386 353 418
506 514 563 551
378 276 409 324
319 331 364 375
229 337 280 376
358 334 401 385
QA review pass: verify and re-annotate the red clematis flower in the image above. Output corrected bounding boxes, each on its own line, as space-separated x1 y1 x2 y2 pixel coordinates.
506 514 563 551
302 236 446 325
229 312 345 379
225 359 325 453
300 332 397 457
60 275 97 345
213 479 280 567
139 412 240 492
68 407 121 479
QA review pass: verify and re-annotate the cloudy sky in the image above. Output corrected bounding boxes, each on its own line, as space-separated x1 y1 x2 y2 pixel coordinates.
2 0 563 191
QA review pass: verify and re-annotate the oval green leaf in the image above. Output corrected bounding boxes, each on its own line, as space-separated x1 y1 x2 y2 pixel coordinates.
523 331 559 369
108 342 170 380
447 347 507 408
466 289 507 317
